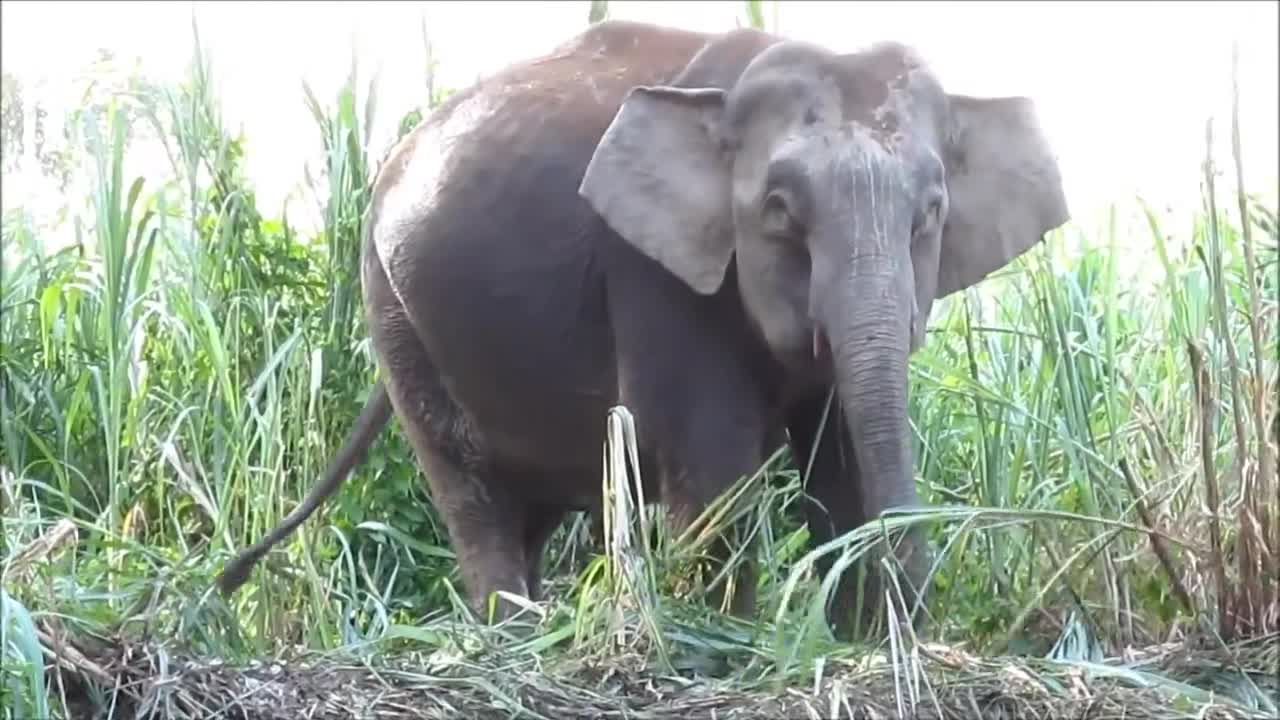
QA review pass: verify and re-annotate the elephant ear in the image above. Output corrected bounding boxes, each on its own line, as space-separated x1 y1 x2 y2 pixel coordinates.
579 86 735 295
935 95 1069 298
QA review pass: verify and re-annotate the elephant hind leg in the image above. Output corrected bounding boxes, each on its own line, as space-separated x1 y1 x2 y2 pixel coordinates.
378 356 539 620
413 441 533 620
379 352 539 620
366 266 532 622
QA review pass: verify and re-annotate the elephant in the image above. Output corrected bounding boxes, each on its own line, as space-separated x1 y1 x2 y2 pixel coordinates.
217 19 1068 633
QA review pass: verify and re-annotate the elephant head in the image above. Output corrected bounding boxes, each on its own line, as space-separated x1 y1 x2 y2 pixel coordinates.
579 38 1067 618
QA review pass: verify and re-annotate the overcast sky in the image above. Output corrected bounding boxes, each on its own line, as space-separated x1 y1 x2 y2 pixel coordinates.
3 1 1277 238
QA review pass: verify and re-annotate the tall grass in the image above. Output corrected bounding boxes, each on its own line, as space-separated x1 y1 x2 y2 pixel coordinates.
2 16 1277 720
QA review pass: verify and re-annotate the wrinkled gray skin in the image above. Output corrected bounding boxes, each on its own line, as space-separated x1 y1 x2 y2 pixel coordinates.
218 21 1068 633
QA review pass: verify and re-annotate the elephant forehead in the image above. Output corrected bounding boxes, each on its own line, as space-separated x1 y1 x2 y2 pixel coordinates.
835 42 940 148
830 136 914 206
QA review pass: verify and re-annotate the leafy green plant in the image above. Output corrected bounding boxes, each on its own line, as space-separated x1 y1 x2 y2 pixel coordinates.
1 590 48 720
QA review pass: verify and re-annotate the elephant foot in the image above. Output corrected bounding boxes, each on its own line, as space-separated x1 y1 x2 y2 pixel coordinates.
476 587 540 626
709 561 757 619
693 515 761 619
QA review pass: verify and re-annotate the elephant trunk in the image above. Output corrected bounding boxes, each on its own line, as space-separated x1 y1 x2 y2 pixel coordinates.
812 141 921 520
822 254 919 518
804 141 933 628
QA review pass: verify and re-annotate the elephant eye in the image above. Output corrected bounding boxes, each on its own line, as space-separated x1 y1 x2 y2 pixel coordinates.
762 188 803 239
913 192 945 238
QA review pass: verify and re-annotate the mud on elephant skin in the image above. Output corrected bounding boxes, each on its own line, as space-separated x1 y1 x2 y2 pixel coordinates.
216 20 1068 635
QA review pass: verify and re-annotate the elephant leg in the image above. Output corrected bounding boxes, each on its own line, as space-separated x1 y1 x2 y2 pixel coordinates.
661 459 764 618
381 371 533 621
634 387 770 618
787 392 873 635
605 258 776 618
366 261 532 622
521 504 568 600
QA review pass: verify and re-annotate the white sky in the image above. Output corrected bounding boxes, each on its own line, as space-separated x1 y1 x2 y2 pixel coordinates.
2 1 1278 240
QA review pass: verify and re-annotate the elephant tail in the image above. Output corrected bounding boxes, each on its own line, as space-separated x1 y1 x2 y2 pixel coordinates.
215 381 394 596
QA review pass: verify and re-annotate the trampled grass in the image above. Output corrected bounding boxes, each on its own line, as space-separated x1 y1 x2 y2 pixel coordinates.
1 16 1277 720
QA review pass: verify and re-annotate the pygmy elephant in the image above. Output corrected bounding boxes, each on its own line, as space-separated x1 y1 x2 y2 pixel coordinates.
217 20 1068 633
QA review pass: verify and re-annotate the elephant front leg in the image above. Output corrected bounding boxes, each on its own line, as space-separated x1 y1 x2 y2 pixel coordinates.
787 392 871 636
604 258 777 619
787 392 931 639
660 460 764 618
622 394 771 619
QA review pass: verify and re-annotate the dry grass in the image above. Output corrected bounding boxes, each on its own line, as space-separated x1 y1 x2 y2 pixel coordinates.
42 623 1278 720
